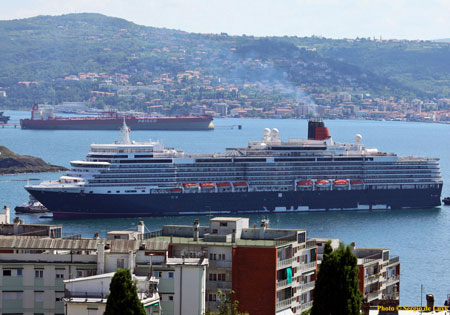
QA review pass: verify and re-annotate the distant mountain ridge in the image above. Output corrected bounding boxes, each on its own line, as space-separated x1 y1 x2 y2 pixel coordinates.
0 13 449 110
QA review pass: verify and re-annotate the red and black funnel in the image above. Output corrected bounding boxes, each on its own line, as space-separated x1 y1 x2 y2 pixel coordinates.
308 119 330 140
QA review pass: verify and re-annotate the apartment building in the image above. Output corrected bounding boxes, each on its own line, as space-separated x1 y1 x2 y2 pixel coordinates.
149 217 318 315
64 272 160 315
313 238 401 305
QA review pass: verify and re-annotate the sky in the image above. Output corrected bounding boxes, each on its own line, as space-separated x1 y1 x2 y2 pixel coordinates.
0 0 449 40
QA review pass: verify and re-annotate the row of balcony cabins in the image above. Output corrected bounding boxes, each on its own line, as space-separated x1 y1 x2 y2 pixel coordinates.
0 205 399 315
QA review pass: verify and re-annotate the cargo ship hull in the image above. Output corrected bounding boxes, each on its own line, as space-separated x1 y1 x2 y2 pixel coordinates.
20 116 213 130
26 186 442 219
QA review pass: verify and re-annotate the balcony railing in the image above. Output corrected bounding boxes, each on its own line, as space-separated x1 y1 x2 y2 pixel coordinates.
206 281 232 290
208 260 232 270
365 291 380 301
296 301 313 312
384 275 400 286
300 261 317 272
365 273 381 285
276 297 295 311
305 240 317 249
299 280 315 291
388 256 400 265
382 291 399 300
277 257 294 269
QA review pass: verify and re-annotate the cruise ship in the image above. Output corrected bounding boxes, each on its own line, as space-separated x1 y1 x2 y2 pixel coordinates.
25 119 443 218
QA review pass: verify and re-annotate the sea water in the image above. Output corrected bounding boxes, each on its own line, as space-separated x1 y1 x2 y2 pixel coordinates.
1 110 450 305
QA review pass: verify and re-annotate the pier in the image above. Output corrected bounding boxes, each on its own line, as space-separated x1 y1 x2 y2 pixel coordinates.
0 123 19 128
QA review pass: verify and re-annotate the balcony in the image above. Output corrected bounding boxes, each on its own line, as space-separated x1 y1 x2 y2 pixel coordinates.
306 240 317 249
277 257 294 269
299 280 315 292
384 275 400 286
382 291 399 300
296 301 313 312
365 291 380 302
388 256 400 265
208 260 232 270
300 261 317 273
277 279 293 290
365 273 381 285
276 297 295 311
207 280 232 290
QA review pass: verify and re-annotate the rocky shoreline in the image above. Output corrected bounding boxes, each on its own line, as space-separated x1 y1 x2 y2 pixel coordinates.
0 146 67 175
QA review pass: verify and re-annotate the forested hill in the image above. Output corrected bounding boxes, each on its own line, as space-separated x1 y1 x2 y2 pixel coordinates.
0 13 449 110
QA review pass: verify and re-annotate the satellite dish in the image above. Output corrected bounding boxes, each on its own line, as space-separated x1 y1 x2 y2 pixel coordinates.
264 128 271 136
355 134 362 143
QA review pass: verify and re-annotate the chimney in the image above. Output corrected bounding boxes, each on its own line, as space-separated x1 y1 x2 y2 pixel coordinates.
128 250 135 274
97 242 105 275
193 219 199 241
2 205 10 224
138 221 145 235
13 217 23 235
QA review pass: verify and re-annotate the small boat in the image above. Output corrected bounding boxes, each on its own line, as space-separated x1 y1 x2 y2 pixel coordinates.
316 180 331 190
200 183 215 191
443 197 450 205
15 195 49 213
0 112 10 124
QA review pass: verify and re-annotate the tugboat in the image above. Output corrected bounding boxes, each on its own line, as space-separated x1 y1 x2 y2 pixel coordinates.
0 111 10 124
443 197 450 206
15 195 49 213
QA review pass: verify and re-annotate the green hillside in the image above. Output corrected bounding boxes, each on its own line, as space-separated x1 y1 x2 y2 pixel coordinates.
0 13 448 111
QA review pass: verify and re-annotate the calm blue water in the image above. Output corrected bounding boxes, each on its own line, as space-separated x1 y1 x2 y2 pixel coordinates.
1 110 450 305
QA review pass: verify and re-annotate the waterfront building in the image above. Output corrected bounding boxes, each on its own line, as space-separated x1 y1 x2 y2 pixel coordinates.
63 272 160 315
0 210 400 315
313 238 401 305
149 217 318 315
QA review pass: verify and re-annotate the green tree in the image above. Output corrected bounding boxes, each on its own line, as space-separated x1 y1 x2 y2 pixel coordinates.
311 242 362 315
104 268 146 315
205 290 249 315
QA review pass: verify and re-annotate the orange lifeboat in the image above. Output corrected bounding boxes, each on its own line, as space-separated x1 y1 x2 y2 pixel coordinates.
170 188 182 193
350 180 364 185
233 182 248 187
333 180 348 185
216 182 231 187
297 180 313 186
183 183 198 188
200 183 215 188
316 180 330 186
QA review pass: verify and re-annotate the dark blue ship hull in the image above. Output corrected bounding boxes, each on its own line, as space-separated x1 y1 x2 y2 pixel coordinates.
26 186 443 219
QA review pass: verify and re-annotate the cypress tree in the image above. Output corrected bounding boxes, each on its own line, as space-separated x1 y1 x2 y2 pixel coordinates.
311 242 362 315
104 268 146 315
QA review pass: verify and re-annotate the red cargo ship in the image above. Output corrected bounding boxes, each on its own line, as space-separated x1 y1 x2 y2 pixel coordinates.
20 104 214 130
